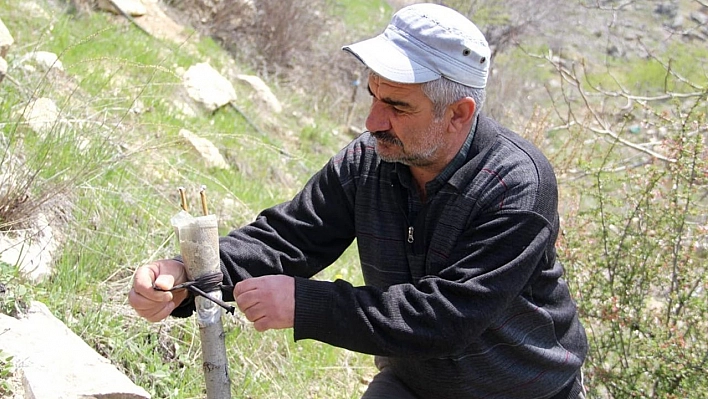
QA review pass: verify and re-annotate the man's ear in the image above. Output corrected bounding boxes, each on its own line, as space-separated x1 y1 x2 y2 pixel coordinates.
447 97 476 134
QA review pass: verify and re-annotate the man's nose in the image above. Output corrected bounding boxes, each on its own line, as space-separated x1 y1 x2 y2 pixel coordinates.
365 101 392 133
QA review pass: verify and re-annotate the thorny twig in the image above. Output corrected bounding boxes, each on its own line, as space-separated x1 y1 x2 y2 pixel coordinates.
540 49 708 164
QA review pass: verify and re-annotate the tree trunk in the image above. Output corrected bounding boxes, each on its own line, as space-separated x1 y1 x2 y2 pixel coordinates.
172 212 231 399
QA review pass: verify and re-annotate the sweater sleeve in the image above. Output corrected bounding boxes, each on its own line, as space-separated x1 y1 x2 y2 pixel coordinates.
216 145 358 296
293 209 555 358
171 142 360 317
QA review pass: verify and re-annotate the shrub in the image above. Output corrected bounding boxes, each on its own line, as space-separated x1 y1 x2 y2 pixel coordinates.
546 40 708 398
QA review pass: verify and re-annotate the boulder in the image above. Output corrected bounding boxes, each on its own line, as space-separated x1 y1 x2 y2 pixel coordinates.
130 0 187 43
654 2 679 18
0 213 59 283
183 63 237 112
236 74 283 114
0 301 151 398
19 51 64 72
690 11 708 25
21 98 59 134
97 0 147 17
0 56 7 84
179 129 230 170
0 17 13 58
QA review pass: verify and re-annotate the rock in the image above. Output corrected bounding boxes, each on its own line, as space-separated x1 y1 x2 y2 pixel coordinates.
236 74 283 114
0 56 7 84
0 17 13 58
0 302 151 399
19 51 64 72
131 0 187 43
179 129 230 169
654 2 679 18
0 213 59 283
21 98 59 134
607 43 623 58
97 0 147 17
183 63 237 112
668 15 684 29
690 11 708 25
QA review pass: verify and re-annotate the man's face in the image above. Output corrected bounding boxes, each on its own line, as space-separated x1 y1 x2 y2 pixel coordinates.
365 74 449 168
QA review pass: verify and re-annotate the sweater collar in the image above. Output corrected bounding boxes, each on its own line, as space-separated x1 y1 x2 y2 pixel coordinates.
394 116 478 198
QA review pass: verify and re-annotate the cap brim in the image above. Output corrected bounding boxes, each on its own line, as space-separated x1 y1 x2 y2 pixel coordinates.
343 34 441 84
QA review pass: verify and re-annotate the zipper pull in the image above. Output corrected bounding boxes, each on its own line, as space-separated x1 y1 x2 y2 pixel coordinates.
407 226 414 244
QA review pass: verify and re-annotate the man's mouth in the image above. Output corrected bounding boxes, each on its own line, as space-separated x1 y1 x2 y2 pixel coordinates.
372 131 401 146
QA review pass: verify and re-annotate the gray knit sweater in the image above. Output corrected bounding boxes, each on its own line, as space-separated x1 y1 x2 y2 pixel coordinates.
177 115 588 398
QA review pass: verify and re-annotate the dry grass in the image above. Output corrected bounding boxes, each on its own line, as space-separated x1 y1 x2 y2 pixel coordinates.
165 0 367 125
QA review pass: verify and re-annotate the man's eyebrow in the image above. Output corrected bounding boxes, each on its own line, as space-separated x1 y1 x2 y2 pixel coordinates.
367 85 413 109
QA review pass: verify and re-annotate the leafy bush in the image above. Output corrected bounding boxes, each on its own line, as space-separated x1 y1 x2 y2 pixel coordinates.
545 36 708 397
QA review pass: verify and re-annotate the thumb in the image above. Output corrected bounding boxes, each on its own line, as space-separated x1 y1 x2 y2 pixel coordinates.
154 273 177 291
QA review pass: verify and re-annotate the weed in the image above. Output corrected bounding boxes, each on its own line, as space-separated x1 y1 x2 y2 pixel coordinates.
0 349 15 396
0 261 31 317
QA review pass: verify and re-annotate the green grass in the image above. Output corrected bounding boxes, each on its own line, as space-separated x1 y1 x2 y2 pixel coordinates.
3 0 707 398
579 40 708 95
0 349 14 396
0 0 375 397
333 0 392 31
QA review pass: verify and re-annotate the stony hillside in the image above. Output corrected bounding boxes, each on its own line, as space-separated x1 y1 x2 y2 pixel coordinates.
1 0 707 398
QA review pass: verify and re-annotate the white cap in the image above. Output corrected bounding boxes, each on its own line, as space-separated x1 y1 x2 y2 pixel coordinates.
343 3 490 89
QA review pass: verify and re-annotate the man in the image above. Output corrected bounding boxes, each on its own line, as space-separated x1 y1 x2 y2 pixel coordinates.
129 4 588 398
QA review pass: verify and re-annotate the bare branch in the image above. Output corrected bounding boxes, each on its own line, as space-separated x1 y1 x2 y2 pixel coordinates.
581 0 639 11
637 38 706 91
543 53 678 163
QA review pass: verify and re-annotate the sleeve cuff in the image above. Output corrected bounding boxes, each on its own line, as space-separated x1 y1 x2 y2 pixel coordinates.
293 277 336 342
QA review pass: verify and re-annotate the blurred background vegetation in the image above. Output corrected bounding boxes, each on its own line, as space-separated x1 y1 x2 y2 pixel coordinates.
0 0 706 397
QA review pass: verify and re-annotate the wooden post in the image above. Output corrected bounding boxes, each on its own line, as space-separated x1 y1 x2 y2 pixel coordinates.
171 187 231 399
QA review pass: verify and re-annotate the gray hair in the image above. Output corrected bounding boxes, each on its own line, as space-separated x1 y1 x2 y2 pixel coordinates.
365 69 485 120
421 76 486 120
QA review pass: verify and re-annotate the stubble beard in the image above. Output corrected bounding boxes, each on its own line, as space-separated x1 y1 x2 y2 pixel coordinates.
372 120 446 167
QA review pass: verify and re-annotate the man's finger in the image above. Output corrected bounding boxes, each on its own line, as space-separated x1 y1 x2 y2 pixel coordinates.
129 288 175 320
233 278 258 297
132 266 157 291
128 288 170 309
253 316 272 332
143 302 176 323
242 302 268 322
131 265 171 300
234 289 259 311
154 273 177 291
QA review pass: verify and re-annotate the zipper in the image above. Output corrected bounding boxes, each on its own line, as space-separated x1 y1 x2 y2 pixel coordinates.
390 169 416 246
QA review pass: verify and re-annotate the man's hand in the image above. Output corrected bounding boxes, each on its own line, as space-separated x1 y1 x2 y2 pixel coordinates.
128 259 189 322
234 275 295 332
